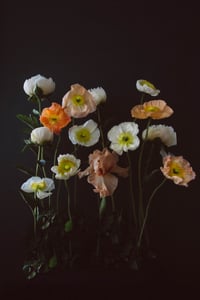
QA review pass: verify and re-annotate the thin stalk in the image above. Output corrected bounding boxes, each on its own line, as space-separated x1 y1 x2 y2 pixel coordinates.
19 191 37 240
137 178 167 249
35 145 41 176
138 118 151 227
34 92 42 114
97 106 105 148
64 180 72 257
56 180 61 213
126 152 137 229
40 146 46 178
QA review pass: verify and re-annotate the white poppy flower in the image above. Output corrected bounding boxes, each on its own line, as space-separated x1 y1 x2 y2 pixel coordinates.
51 154 81 180
88 87 107 105
23 74 55 96
21 176 55 199
136 79 160 96
107 122 140 155
142 124 177 147
68 119 100 147
31 127 54 145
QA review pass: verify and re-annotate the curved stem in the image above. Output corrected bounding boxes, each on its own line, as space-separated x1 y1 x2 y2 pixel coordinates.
19 191 37 240
137 178 167 249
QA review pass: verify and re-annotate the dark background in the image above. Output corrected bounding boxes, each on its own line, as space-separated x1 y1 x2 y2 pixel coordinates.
1 0 200 297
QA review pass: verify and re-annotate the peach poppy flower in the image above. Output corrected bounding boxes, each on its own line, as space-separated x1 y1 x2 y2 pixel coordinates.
40 102 71 134
160 155 196 187
131 100 174 119
62 83 97 118
78 148 129 197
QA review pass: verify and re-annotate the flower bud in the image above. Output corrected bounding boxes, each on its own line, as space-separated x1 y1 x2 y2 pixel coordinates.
23 74 55 96
88 87 107 105
31 127 54 145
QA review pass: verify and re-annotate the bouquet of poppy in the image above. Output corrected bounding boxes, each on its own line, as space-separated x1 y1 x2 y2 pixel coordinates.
17 75 196 279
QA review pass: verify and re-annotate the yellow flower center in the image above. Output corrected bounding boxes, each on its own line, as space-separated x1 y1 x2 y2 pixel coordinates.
49 115 59 124
145 105 160 112
31 181 46 191
76 128 91 143
58 159 76 175
71 95 85 106
140 80 156 89
169 162 184 178
118 132 133 146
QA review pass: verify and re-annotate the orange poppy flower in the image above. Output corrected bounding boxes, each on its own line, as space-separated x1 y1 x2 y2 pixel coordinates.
131 100 174 119
160 155 196 187
40 102 71 134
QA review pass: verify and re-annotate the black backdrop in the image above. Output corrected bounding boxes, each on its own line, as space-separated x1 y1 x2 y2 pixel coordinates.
1 0 200 298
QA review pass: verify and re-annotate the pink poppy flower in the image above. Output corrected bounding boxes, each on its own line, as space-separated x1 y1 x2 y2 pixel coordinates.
78 148 129 197
62 83 97 118
160 155 196 187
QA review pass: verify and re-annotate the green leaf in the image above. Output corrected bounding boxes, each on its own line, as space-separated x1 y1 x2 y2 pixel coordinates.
99 197 106 218
48 255 57 269
16 113 39 129
64 219 73 232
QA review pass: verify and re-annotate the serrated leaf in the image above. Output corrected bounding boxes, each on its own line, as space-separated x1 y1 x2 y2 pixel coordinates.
64 219 73 232
48 255 57 269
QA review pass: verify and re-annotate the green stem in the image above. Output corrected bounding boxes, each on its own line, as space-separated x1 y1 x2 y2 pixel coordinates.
64 180 72 221
137 178 167 249
111 195 115 214
35 145 41 176
126 152 137 229
34 92 42 114
40 146 46 178
64 180 72 258
54 134 61 166
19 191 37 240
56 180 61 213
140 92 145 104
138 118 151 228
97 106 105 148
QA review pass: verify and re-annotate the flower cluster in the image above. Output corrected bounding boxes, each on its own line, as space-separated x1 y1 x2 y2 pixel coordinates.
17 74 196 279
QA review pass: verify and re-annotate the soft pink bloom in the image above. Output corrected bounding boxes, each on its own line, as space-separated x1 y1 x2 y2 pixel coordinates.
78 148 129 197
62 83 97 118
160 155 196 187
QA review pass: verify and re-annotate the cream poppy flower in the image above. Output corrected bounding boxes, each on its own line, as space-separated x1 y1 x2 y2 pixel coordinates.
107 122 140 155
78 148 128 197
21 176 55 199
30 126 54 145
142 124 177 147
68 119 100 147
131 100 174 120
51 154 81 180
136 79 160 96
88 87 107 105
62 83 97 118
23 74 55 96
160 155 196 187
